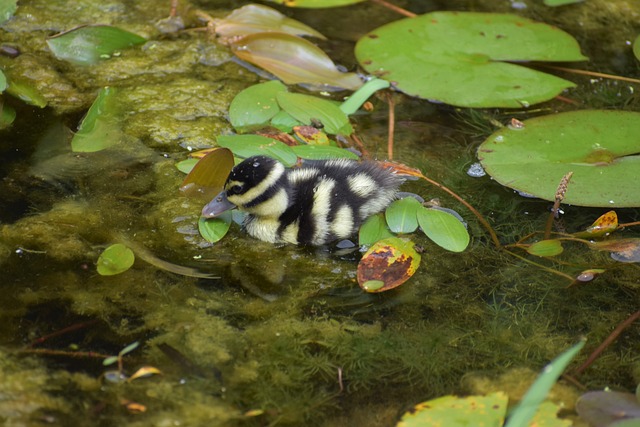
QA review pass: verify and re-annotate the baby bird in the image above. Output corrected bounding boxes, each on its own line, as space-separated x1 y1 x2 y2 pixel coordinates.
202 155 403 246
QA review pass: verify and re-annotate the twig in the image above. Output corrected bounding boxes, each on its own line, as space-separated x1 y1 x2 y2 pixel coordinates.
572 310 640 376
369 0 417 17
386 92 396 160
544 172 573 240
19 348 111 359
538 64 640 84
29 320 99 347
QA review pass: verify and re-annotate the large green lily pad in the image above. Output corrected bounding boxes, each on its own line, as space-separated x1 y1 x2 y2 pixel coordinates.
355 12 587 108
478 110 640 208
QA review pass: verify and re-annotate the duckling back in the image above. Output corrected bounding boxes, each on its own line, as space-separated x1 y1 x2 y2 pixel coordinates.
206 156 403 246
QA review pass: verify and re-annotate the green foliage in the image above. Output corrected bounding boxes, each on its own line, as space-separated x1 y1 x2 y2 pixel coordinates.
478 110 640 207
355 12 586 107
543 0 583 5
276 92 352 135
0 70 6 92
0 0 16 25
0 103 15 129
198 213 232 243
4 77 47 108
385 197 421 233
634 35 640 62
47 25 146 65
359 214 395 246
526 240 564 257
217 134 298 166
229 80 287 133
97 243 135 276
71 87 121 152
417 207 470 253
290 144 359 160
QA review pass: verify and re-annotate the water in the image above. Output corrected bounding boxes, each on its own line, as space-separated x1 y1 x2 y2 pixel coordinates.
1 1 639 426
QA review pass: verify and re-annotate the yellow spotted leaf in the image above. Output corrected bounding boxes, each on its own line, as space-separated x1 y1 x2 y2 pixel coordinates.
357 237 420 292
574 210 618 238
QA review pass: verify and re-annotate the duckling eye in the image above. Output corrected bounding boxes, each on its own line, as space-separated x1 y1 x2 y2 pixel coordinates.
228 184 243 194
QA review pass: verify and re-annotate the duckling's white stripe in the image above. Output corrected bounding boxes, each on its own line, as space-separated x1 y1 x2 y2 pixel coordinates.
288 167 320 184
245 188 289 217
347 173 378 198
311 178 336 244
280 221 300 244
228 162 285 206
331 204 354 238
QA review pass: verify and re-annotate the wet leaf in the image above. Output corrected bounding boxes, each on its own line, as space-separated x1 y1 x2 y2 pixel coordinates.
276 92 353 135
576 390 640 427
0 102 16 129
528 401 572 427
229 80 287 133
264 0 365 7
574 210 619 238
526 239 564 257
359 213 395 246
544 0 583 5
217 134 298 166
357 237 421 292
634 35 640 62
505 339 585 427
180 147 234 200
592 238 640 263
97 243 135 276
0 70 6 92
5 77 47 107
397 392 507 427
417 207 470 252
71 87 121 152
0 0 16 25
128 366 162 382
291 144 359 160
231 32 362 90
47 25 146 66
356 12 586 107
270 110 302 132
198 212 232 243
478 110 640 208
292 126 330 145
385 197 421 234
176 158 199 174
216 4 326 39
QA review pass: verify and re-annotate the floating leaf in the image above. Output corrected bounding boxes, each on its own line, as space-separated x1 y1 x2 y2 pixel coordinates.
592 238 640 263
0 102 16 129
576 390 640 427
355 12 586 107
277 92 352 135
217 134 298 166
0 0 16 25
527 239 564 257
357 237 421 292
505 339 585 427
574 210 619 238
292 144 359 160
71 87 121 152
528 401 572 427
216 4 326 39
0 70 6 92
47 25 146 65
264 0 366 7
5 77 47 107
176 158 199 174
97 243 135 276
359 214 394 246
180 147 234 199
397 392 507 427
478 110 640 207
270 110 302 132
544 0 584 5
417 207 470 252
229 80 287 132
231 32 362 90
634 35 640 62
198 212 232 243
385 197 421 234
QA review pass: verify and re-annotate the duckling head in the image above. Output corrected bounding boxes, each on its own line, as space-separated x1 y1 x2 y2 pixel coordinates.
201 156 289 219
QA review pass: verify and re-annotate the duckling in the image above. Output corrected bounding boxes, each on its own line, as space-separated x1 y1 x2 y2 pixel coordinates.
202 155 403 246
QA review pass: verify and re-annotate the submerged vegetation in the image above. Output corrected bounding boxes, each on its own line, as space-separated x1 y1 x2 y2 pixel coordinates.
0 0 639 426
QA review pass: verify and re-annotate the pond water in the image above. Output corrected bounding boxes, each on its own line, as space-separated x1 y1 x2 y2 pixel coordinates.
1 0 639 426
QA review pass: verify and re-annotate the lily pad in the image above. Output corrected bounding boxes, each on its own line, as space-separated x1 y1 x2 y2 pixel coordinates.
478 110 640 207
47 25 146 66
97 243 135 276
355 12 587 108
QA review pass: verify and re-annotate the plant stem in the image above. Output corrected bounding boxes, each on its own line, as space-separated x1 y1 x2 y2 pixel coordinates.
386 92 395 160
369 0 417 17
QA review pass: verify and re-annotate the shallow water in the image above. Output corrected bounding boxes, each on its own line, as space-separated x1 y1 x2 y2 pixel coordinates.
1 1 639 426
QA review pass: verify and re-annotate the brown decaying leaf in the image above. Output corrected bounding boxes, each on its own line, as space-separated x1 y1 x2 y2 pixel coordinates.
592 238 640 263
256 130 299 146
357 239 420 292
180 147 234 200
128 366 163 382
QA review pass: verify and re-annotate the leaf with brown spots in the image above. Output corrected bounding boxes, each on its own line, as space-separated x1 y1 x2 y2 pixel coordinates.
574 211 618 238
357 237 420 292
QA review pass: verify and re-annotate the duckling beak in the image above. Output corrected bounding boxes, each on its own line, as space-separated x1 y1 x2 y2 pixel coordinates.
201 190 236 218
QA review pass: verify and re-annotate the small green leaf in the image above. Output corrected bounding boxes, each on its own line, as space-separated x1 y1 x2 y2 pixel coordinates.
359 213 395 246
103 356 119 366
119 341 139 356
217 134 298 166
0 102 16 129
5 77 47 107
71 87 121 152
291 145 359 160
0 70 6 92
385 197 421 234
417 207 470 252
198 212 232 243
270 110 302 132
0 0 17 25
634 35 640 62
362 280 384 292
47 25 146 66
176 158 199 174
543 0 583 5
229 80 287 133
526 239 564 257
97 243 135 276
276 92 352 135
340 77 390 115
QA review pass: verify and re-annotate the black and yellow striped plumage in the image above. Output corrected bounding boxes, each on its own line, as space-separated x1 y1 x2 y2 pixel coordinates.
202 156 403 245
